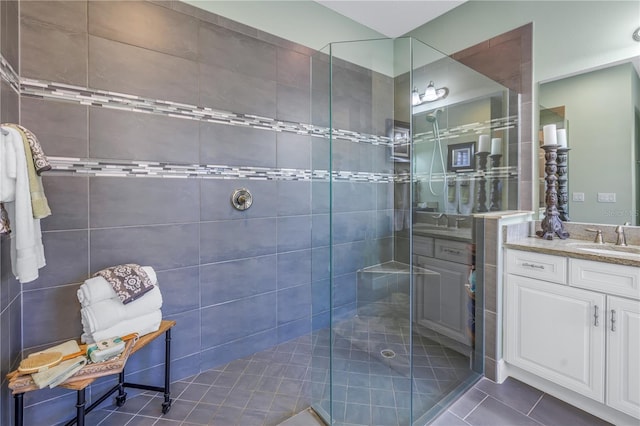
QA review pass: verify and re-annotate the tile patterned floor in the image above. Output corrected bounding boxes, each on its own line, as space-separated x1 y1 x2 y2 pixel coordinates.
431 377 613 426
78 325 612 426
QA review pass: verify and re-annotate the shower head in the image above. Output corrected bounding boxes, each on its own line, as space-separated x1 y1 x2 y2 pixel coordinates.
426 109 443 123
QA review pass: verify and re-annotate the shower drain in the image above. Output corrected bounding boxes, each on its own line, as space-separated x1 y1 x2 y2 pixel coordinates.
380 349 396 359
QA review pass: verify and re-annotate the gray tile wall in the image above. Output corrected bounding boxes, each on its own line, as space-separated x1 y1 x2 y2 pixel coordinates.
0 1 21 425
6 1 395 424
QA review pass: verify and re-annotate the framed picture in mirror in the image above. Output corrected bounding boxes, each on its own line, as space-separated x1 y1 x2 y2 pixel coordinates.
387 119 410 162
448 141 475 172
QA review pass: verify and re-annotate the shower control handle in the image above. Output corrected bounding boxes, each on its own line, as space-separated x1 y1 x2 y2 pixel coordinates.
231 188 253 211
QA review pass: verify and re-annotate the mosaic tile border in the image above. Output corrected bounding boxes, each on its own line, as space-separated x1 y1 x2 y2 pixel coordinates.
0 54 20 94
20 78 393 147
47 156 395 183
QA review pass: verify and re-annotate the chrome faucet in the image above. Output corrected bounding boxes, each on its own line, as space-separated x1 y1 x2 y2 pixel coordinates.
615 222 629 246
431 213 448 228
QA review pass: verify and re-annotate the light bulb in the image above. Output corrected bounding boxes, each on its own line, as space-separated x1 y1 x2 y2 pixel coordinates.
411 87 421 106
423 81 438 102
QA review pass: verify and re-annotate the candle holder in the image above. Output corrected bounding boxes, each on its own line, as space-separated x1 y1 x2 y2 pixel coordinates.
475 152 489 213
536 144 569 240
557 147 571 221
489 154 502 211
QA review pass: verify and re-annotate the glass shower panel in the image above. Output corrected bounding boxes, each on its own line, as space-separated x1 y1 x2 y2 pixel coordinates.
310 36 520 426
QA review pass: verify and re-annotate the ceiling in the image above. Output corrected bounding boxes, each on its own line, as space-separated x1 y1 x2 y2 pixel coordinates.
314 1 466 38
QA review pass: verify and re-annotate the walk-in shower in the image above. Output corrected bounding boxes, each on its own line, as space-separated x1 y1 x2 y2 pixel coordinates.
309 37 519 425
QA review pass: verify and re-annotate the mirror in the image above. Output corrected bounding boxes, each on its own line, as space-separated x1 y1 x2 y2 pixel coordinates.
538 59 640 226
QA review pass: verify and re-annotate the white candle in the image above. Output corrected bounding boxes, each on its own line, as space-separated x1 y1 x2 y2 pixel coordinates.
556 129 567 148
478 135 490 153
543 124 557 145
491 138 502 155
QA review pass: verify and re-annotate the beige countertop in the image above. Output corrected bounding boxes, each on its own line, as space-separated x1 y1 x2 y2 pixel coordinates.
504 236 640 268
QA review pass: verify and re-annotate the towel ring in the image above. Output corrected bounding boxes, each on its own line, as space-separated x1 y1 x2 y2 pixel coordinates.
231 188 253 211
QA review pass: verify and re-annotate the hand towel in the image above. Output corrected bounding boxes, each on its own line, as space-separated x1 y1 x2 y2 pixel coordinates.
4 124 51 219
80 285 163 333
81 309 162 344
3 124 51 175
0 127 46 283
94 263 154 304
77 266 157 306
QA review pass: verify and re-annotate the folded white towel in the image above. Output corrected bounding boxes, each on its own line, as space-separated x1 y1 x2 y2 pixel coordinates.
77 266 157 306
81 309 162 344
80 285 163 334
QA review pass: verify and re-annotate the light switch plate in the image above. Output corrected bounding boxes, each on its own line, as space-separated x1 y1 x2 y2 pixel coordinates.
572 192 585 202
597 192 616 203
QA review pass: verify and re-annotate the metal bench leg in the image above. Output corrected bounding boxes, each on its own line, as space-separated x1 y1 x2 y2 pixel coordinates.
161 328 172 414
76 388 86 426
14 393 23 426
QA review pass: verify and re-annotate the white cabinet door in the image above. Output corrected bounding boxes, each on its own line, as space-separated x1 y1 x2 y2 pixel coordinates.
505 274 606 402
607 296 640 419
414 256 470 345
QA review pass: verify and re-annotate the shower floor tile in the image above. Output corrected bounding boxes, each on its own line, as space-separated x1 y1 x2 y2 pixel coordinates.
84 318 609 426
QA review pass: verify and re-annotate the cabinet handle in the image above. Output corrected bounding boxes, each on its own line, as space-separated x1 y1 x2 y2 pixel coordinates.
443 248 462 255
611 309 616 332
594 305 599 327
522 262 545 270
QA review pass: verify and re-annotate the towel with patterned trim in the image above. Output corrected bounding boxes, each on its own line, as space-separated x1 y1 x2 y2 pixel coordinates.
3 124 51 219
93 264 155 305
0 203 10 234
6 124 51 175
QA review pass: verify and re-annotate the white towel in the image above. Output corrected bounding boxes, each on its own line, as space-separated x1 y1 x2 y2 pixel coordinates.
80 285 163 334
81 309 162 344
0 127 45 283
77 266 157 306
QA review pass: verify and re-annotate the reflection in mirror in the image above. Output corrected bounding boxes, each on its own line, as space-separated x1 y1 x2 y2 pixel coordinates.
539 60 640 226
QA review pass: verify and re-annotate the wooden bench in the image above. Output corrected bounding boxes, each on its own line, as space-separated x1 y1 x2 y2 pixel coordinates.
8 320 176 426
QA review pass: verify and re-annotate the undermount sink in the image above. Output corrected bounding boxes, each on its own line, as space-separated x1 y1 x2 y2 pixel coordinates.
567 242 640 257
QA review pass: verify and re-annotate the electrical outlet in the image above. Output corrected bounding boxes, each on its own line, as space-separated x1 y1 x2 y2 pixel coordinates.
597 192 616 203
572 192 585 202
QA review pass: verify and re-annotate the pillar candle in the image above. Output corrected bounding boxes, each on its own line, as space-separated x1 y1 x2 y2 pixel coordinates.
543 124 557 145
557 129 567 147
491 138 502 155
478 135 490 153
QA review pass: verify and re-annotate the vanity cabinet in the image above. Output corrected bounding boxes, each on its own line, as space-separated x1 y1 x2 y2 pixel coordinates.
414 236 471 345
504 248 640 419
606 296 640 418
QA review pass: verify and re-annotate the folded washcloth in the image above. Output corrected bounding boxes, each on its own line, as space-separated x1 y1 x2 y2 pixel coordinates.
80 285 163 334
81 309 162 344
31 356 86 389
94 263 155 304
77 266 157 306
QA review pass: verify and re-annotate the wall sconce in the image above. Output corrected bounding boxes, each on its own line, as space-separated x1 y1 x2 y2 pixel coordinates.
412 81 449 106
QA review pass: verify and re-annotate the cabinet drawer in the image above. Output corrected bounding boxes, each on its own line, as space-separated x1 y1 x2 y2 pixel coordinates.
434 239 471 264
414 236 434 257
569 259 640 300
505 249 567 284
